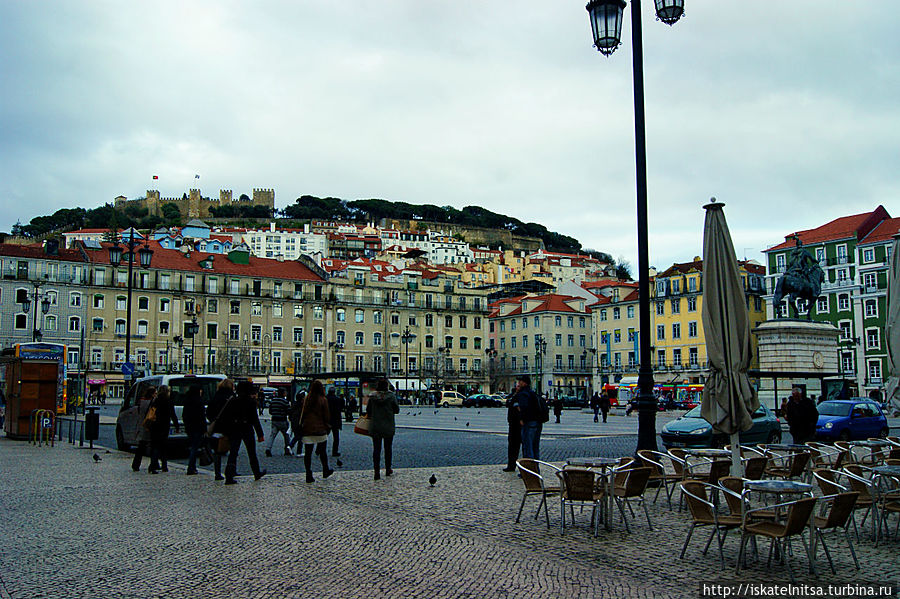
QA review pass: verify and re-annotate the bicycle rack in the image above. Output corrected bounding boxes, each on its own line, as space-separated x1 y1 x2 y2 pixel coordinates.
30 409 56 447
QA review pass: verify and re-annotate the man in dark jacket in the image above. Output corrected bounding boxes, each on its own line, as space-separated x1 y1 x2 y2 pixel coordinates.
599 392 611 423
183 385 206 475
264 390 292 457
327 389 345 457
784 387 818 444
516 375 543 460
503 388 521 472
220 380 266 485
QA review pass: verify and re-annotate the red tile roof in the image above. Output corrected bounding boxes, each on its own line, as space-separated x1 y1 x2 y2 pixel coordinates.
81 241 323 281
0 243 86 262
766 206 890 252
859 217 900 245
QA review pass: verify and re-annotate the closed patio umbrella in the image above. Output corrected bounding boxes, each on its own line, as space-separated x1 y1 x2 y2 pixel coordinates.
885 233 900 414
701 200 759 476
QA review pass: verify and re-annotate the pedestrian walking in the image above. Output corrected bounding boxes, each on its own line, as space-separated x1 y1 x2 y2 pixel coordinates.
346 396 358 422
183 384 206 475
784 387 818 444
264 390 292 457
590 392 600 423
207 378 235 481
219 380 266 485
503 388 521 472
553 396 563 424
367 378 399 480
147 386 179 474
599 392 611 424
299 381 334 483
288 390 305 451
131 386 157 472
515 375 544 460
327 388 345 457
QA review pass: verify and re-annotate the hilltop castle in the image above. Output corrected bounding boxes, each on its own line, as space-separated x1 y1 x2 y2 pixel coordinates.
114 188 275 220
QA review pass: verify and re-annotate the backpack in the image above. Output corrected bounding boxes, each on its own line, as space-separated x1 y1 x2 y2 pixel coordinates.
538 395 550 424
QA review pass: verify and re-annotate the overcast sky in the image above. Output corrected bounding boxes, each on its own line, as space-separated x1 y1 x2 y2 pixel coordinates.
1 1 898 270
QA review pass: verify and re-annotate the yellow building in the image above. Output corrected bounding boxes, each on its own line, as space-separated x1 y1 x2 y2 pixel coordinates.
652 258 767 384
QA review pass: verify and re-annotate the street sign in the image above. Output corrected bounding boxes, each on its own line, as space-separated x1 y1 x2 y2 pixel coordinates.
41 417 52 429
121 362 135 376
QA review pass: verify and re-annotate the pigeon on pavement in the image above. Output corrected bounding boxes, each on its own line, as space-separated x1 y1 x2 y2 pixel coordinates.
429 474 437 487
92 454 101 463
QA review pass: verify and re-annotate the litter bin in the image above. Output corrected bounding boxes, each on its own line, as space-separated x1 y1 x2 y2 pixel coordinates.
85 407 100 442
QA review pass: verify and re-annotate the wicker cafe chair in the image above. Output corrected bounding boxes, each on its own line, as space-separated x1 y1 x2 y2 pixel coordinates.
807 442 847 470
811 492 861 574
637 450 681 509
515 459 561 529
842 465 881 541
556 468 605 536
736 497 817 583
764 451 811 482
613 467 653 532
742 456 769 481
679 481 742 569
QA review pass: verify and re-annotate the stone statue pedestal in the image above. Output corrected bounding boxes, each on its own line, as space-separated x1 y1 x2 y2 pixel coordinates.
754 320 840 373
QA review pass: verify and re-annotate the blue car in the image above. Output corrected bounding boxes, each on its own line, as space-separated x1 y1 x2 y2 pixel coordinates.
815 399 889 441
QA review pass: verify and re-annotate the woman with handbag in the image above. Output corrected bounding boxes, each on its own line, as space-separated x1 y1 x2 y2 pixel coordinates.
131 386 157 472
148 385 180 474
367 378 400 480
207 378 236 481
299 381 334 483
219 380 266 485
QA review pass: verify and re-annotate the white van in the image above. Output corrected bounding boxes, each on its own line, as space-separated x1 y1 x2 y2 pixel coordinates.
433 390 466 408
115 373 226 450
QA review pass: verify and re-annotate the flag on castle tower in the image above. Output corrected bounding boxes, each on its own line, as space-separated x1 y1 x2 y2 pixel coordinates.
194 174 200 179
152 175 158 180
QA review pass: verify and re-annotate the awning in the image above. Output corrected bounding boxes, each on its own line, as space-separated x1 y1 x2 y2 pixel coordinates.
389 378 425 391
267 376 292 384
87 379 106 385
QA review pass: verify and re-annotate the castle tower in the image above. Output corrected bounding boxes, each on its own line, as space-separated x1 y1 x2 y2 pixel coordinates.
188 188 202 219
252 188 275 210
146 189 161 217
219 189 233 203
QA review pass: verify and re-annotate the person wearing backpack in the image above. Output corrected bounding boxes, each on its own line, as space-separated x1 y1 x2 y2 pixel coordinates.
516 375 544 460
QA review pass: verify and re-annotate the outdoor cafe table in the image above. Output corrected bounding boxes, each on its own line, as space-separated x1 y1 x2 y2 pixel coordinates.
684 448 731 458
742 480 817 573
565 457 620 531
849 440 892 448
870 466 900 542
762 444 810 452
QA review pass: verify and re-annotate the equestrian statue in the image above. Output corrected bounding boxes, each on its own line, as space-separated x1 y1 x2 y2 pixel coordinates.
773 236 825 320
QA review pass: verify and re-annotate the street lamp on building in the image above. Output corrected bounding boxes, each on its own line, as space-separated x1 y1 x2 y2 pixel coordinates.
585 0 683 451
18 282 52 342
108 230 153 379
401 327 416 399
534 334 548 396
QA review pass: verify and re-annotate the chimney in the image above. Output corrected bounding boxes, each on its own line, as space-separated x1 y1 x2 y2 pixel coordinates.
270 222 276 232
276 254 284 262
45 238 60 256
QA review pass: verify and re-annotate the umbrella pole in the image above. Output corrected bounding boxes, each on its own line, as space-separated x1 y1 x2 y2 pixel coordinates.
729 432 741 477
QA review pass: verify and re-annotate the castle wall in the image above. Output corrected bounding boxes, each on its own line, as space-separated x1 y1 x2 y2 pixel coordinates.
113 188 275 220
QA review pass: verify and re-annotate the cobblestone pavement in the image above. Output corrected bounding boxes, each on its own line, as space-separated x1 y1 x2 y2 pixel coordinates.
2 437 899 598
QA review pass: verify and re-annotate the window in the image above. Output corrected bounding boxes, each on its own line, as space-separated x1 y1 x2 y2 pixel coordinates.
424 335 433 349
446 315 453 328
837 294 850 311
272 303 282 318
868 360 882 382
673 348 682 367
293 327 303 343
159 273 170 290
273 326 283 342
229 324 240 341
776 254 786 273
251 302 262 316
391 313 400 325
250 325 261 342
93 294 104 309
672 323 681 339
313 306 324 319
816 296 829 313
626 306 634 319
839 321 852 340
70 292 82 308
566 316 573 327
445 336 453 349
689 347 699 367
336 330 345 345
612 309 619 321
92 318 104 332
656 302 664 316
207 278 218 294
207 323 218 340
355 331 364 345
159 321 170 335
184 275 195 292
355 309 364 323
688 321 698 338
474 316 481 329
534 316 540 327
94 269 105 286
374 310 383 325
657 350 666 367
864 299 878 318
864 272 877 291
567 334 574 347
293 304 303 318
14 314 27 329
613 330 621 343
157 298 169 313
91 348 103 366
313 328 323 344
837 244 848 263
656 325 665 341
459 337 468 350
459 315 467 328
555 316 562 327
336 308 346 322
866 328 880 349
136 320 148 336
229 300 241 315
670 299 680 314
115 319 126 335
863 248 875 263
555 334 562 347
687 297 697 312
474 337 482 350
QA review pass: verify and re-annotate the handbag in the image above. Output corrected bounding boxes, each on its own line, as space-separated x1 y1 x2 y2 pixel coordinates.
353 414 371 436
142 402 158 430
198 444 214 466
212 433 230 455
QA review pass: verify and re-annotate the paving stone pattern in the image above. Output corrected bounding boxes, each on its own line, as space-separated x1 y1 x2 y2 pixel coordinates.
3 437 900 599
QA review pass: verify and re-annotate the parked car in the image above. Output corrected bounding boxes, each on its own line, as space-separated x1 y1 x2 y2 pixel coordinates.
815 399 889 441
116 374 226 451
557 395 587 409
463 394 501 408
427 390 466 408
660 404 782 449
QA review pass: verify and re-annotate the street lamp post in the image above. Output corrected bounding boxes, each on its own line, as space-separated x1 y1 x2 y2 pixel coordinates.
18 282 52 342
585 0 683 451
401 327 415 400
486 348 498 393
534 334 547 396
108 229 153 380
